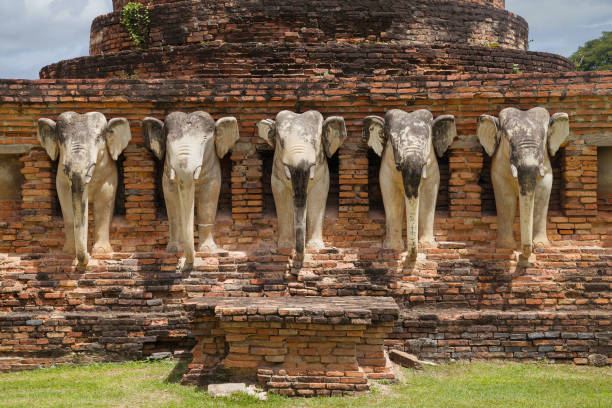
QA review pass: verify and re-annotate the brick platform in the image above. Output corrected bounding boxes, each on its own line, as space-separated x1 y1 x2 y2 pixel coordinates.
182 296 399 395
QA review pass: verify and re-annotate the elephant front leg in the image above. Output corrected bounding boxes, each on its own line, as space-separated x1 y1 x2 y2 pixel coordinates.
418 168 440 248
305 169 329 251
196 175 221 253
163 175 182 253
533 173 553 248
56 177 75 253
92 179 116 254
380 172 405 250
492 173 517 249
272 176 294 249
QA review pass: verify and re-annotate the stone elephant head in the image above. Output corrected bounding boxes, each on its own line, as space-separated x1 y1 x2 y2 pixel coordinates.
363 109 456 259
477 107 569 256
257 110 347 259
37 112 132 266
143 112 239 269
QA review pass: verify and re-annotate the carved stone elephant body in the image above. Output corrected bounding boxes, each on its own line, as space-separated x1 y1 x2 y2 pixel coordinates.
477 107 569 256
37 112 132 266
258 110 347 258
364 109 456 259
144 112 239 268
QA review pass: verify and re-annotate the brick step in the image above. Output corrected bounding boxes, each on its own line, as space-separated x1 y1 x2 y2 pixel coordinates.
391 308 612 364
40 42 572 81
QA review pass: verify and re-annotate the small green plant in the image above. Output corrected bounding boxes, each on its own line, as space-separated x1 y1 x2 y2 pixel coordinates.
512 64 521 74
120 2 151 49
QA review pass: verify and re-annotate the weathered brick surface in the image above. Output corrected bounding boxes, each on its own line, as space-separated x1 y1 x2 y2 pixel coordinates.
42 42 572 80
0 73 610 372
390 309 612 365
0 310 194 371
95 0 523 56
182 297 397 394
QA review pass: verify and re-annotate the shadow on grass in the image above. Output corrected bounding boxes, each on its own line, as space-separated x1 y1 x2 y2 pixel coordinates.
164 359 191 384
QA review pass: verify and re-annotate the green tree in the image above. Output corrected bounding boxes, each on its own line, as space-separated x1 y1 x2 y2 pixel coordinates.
569 31 612 71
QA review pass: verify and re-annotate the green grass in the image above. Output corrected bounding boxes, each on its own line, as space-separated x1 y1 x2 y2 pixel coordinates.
0 360 610 408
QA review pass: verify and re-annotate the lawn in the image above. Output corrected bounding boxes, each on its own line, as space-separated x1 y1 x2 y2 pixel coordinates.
0 360 610 408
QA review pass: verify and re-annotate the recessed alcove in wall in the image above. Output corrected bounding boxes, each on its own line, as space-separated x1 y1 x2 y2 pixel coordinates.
153 158 167 219
51 162 62 217
437 153 450 212
260 149 276 216
216 155 232 217
0 154 25 221
479 155 496 215
326 153 339 218
598 146 612 212
114 154 126 216
368 150 384 217
549 150 563 212
0 154 25 200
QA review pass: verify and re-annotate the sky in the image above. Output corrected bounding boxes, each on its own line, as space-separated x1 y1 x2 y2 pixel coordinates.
0 0 611 80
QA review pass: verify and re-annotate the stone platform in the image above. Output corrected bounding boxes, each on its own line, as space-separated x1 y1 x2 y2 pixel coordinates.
182 296 399 396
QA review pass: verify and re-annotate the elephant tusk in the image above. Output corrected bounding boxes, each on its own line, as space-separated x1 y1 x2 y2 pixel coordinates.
539 164 546 177
421 164 427 179
284 165 292 180
193 166 202 180
85 163 96 184
309 166 315 180
169 168 176 181
511 164 518 178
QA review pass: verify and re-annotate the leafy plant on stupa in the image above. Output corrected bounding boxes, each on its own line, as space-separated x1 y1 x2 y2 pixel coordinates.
120 2 151 49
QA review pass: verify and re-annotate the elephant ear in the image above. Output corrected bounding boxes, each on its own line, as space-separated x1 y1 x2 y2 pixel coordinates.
477 115 500 157
363 116 386 157
37 118 59 161
322 116 347 158
257 119 276 149
143 117 165 160
215 117 240 158
432 115 457 158
106 118 132 161
548 112 569 157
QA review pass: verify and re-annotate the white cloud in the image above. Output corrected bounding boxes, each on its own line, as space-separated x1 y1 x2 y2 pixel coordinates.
506 0 612 57
0 0 112 79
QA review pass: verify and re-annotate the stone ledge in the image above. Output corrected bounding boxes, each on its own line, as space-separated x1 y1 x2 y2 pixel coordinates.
185 296 399 324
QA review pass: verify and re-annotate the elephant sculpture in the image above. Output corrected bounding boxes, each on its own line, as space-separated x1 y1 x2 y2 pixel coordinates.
477 107 569 256
257 110 347 258
363 109 456 259
143 112 239 269
37 112 132 266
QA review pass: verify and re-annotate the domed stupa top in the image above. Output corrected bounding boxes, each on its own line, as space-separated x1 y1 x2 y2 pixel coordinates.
40 0 574 79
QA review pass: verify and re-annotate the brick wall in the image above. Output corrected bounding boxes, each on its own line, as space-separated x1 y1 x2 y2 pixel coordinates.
42 42 572 80
390 310 611 364
0 71 610 370
111 0 507 13
96 0 523 56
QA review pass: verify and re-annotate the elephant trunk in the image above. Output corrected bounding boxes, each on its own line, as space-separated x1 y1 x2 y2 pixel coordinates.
290 167 309 259
177 181 195 266
401 164 423 260
517 165 538 257
405 196 419 260
71 177 89 266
